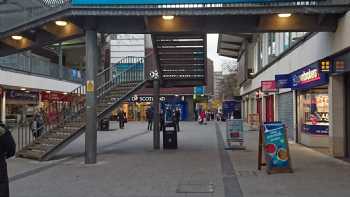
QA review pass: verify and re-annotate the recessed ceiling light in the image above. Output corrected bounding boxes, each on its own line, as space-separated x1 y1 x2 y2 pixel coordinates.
278 13 292 18
162 15 174 20
20 88 26 91
11 35 23 40
55 20 68 26
45 91 51 93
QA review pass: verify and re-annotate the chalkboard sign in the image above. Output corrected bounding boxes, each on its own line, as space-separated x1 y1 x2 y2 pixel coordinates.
258 122 293 174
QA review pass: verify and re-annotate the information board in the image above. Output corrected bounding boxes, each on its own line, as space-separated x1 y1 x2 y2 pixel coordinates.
226 119 244 149
258 122 293 174
72 0 308 5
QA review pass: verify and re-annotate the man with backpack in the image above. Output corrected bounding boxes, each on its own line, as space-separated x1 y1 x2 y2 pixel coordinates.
0 121 16 197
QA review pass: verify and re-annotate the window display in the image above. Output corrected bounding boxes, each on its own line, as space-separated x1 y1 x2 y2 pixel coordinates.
302 92 329 135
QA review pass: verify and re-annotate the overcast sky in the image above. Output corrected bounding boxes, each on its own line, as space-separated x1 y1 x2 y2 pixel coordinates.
206 34 235 72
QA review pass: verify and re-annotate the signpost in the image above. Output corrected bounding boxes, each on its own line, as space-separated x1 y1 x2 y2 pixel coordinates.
226 119 245 150
258 122 293 174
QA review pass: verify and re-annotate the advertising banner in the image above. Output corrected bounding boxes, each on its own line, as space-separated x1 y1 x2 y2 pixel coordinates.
275 74 291 89
290 62 328 90
262 122 292 173
261 80 277 92
72 0 310 5
226 119 244 149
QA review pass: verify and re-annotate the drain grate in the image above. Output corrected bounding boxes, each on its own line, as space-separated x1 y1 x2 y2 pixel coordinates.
236 170 258 177
176 182 215 193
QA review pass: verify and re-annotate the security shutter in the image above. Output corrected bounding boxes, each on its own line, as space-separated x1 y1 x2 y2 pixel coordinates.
278 92 294 140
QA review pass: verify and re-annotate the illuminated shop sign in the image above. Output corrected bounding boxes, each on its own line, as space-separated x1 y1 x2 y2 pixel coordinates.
275 63 329 90
298 69 320 84
130 95 166 102
72 0 307 5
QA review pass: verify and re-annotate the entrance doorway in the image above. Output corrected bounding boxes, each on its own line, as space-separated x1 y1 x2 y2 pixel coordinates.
265 95 274 122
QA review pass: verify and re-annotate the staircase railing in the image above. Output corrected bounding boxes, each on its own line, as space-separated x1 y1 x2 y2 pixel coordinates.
15 55 146 152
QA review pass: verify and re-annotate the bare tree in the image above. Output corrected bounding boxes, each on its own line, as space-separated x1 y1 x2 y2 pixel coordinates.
221 59 238 74
222 73 240 100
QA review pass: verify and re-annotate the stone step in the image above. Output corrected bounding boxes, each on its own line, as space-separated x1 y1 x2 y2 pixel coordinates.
16 150 44 160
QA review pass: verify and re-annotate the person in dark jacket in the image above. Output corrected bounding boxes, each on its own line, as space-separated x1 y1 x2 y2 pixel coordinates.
0 122 16 197
174 108 181 132
160 109 164 132
146 107 153 131
117 109 125 129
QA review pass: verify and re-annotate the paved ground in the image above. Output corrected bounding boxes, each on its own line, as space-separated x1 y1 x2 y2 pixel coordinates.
6 121 350 197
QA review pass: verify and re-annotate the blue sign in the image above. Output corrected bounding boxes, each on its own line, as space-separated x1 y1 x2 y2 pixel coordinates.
275 74 291 89
72 0 306 5
194 86 205 95
304 124 329 135
263 122 290 169
289 62 328 90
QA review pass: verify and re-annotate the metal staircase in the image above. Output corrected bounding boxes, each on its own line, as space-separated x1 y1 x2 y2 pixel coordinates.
152 34 207 87
16 56 149 161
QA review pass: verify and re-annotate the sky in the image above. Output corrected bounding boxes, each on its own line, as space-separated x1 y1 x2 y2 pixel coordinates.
206 34 235 72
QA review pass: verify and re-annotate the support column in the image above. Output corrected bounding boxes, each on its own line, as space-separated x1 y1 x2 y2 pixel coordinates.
58 42 63 79
329 75 346 157
274 93 279 121
85 29 98 164
153 79 160 149
1 90 6 123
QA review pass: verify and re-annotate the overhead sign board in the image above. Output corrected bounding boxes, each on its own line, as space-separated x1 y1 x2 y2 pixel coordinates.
72 0 310 5
261 80 276 92
275 74 291 89
290 63 328 90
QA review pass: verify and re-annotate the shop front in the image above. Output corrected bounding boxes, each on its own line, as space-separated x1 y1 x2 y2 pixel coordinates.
5 89 39 127
291 63 330 149
119 95 191 121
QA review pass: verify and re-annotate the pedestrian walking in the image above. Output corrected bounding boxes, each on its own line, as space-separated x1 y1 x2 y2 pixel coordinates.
117 108 125 129
146 107 153 131
0 121 16 197
174 108 181 132
160 109 164 132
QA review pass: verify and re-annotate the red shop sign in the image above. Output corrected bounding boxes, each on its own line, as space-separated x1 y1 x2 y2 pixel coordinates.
261 80 277 92
41 92 72 102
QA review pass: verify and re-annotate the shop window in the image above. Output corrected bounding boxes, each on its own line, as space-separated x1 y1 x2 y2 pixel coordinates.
302 92 329 135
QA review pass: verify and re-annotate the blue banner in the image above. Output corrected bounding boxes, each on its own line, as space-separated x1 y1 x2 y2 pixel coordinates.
263 123 290 169
194 86 205 95
289 62 329 90
72 0 305 5
275 74 291 89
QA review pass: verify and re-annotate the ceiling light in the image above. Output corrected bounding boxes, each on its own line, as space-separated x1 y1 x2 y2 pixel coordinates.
45 91 51 93
25 91 30 93
63 92 68 95
20 88 26 91
55 20 68 26
278 13 292 18
162 15 174 20
11 35 23 40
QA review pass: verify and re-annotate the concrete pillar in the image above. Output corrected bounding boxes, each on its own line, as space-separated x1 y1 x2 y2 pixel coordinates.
85 28 98 164
186 96 194 121
329 75 346 157
58 42 63 79
153 79 160 149
1 90 6 123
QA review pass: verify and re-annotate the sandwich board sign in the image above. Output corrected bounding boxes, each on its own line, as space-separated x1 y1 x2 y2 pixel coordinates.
258 122 293 174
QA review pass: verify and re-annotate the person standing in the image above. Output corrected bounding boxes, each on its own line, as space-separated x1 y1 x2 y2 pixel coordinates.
160 109 164 132
0 121 16 197
146 107 153 131
174 108 181 132
117 109 125 129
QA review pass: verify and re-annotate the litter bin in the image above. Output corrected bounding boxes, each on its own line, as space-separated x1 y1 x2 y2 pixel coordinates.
163 122 178 149
100 118 109 131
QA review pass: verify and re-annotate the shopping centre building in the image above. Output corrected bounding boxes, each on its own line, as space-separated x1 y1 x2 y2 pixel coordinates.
218 12 350 158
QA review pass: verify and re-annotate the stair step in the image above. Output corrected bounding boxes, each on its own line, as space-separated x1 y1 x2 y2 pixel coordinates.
16 150 44 160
